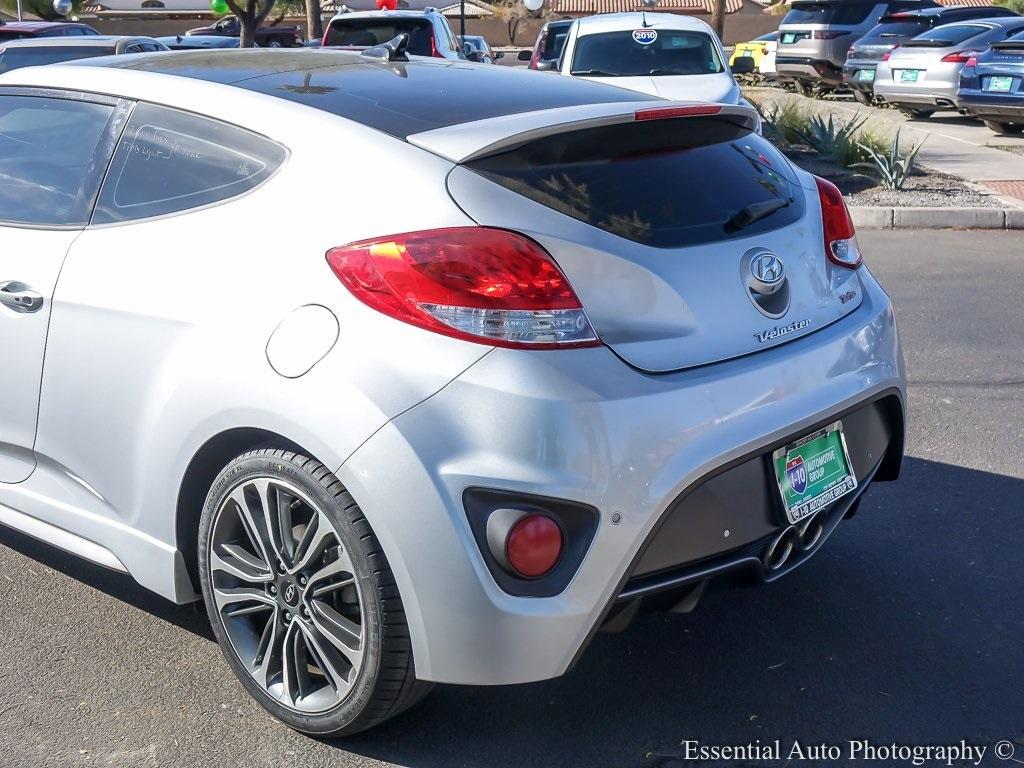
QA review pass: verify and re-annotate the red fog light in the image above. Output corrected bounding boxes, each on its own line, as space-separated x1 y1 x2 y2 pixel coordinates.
506 515 563 578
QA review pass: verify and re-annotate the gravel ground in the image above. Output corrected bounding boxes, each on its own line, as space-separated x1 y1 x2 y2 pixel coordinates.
989 144 1024 157
784 149 1007 208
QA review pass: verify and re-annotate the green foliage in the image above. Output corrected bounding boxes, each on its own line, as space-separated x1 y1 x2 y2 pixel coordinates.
993 0 1024 14
797 112 869 164
852 129 924 190
761 100 809 144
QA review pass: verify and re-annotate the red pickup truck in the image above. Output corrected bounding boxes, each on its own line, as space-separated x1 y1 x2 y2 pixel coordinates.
0 21 99 40
186 15 302 47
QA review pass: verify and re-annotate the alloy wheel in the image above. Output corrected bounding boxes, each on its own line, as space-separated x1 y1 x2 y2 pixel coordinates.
208 477 365 714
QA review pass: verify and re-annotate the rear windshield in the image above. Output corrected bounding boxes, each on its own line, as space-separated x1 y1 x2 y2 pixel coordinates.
0 47 111 73
783 2 876 25
906 24 985 45
571 30 723 77
541 29 568 61
467 117 803 249
861 20 929 40
325 18 435 55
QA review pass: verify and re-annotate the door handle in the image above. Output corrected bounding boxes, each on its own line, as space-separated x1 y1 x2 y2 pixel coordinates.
0 281 45 314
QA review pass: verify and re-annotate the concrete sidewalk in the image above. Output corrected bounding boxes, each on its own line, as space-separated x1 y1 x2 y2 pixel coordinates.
746 87 1024 185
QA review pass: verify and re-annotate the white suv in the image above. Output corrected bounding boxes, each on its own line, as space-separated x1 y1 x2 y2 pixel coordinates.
322 8 463 59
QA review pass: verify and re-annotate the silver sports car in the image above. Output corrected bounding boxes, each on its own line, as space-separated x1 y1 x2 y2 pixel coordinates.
0 49 905 736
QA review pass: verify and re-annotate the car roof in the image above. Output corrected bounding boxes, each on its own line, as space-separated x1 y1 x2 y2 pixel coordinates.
12 49 653 140
0 35 146 49
0 21 86 31
931 16 1024 29
328 9 440 21
572 12 714 35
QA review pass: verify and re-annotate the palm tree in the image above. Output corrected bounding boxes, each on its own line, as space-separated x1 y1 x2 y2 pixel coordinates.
225 0 277 47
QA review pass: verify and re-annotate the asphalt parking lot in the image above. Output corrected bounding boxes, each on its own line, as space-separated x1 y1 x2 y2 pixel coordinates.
1 229 1022 768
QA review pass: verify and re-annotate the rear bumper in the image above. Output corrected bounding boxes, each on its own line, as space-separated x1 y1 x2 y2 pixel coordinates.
777 56 845 86
958 90 1024 118
338 268 906 686
843 63 878 92
873 76 959 106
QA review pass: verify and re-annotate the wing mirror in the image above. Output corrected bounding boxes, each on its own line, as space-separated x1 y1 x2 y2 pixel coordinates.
535 59 554 71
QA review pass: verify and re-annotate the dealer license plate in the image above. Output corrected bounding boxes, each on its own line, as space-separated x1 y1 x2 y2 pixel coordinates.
772 422 858 524
986 76 1013 93
899 69 920 83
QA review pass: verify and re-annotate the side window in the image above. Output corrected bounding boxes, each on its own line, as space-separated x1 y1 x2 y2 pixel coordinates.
0 93 115 227
92 103 287 225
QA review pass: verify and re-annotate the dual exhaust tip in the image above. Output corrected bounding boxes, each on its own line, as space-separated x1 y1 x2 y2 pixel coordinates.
763 513 826 572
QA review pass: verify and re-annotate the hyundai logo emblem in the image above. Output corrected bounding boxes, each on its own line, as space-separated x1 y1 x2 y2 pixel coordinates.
284 584 298 605
751 252 785 288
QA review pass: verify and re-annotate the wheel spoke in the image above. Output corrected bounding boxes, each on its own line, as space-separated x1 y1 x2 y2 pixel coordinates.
211 543 272 584
308 600 362 669
280 621 304 705
289 511 336 575
214 585 276 614
254 615 282 688
228 485 275 569
307 543 354 588
296 619 355 693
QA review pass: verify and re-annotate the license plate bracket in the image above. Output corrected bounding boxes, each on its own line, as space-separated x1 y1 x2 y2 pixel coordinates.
772 421 858 525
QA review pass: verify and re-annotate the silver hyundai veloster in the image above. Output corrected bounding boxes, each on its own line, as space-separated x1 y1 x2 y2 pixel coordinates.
0 49 905 735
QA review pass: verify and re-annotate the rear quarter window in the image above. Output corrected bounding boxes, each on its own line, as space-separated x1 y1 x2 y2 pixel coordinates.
467 117 804 249
92 103 286 225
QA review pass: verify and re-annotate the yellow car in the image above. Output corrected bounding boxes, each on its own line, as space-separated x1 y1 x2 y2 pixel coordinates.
730 31 778 77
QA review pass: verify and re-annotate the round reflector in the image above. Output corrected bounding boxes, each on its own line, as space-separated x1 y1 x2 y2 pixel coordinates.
506 515 563 579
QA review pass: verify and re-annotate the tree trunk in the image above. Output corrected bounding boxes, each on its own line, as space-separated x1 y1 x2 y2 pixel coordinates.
305 0 322 43
710 0 726 43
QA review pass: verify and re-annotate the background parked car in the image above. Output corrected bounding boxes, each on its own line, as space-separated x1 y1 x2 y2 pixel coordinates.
0 36 168 74
958 30 1024 134
322 8 463 59
730 30 778 79
459 34 500 63
874 16 1024 117
776 0 938 94
524 18 571 70
187 15 302 47
0 20 98 40
158 34 239 50
556 13 755 104
844 5 1018 103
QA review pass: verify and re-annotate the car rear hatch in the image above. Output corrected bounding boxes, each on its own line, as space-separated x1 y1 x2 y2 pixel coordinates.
412 103 864 373
778 0 875 57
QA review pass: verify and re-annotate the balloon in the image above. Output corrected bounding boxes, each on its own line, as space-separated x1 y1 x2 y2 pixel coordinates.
210 0 229 15
523 0 544 10
52 0 72 15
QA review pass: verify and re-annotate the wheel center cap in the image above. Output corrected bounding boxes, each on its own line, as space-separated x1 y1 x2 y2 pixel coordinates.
282 582 300 606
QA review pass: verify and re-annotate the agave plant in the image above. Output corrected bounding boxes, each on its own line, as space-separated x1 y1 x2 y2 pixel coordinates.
853 130 924 190
797 112 870 160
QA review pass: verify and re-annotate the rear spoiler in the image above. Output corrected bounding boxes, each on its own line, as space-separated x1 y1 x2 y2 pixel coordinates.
406 101 760 164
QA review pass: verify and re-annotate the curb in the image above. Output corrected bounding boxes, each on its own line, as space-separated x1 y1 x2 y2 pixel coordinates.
849 207 1024 230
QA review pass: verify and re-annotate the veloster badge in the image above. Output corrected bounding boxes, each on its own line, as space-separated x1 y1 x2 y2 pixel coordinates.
754 318 811 343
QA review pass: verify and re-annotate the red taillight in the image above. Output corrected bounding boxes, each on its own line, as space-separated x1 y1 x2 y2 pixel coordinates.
506 515 563 578
529 31 546 69
814 176 862 269
941 49 979 63
634 104 721 121
813 30 842 40
881 43 900 62
965 55 978 68
326 227 600 349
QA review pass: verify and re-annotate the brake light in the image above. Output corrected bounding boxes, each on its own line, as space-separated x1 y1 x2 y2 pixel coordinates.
814 176 861 269
326 228 600 348
881 43 900 62
812 30 843 39
965 55 978 68
941 49 979 63
635 104 721 121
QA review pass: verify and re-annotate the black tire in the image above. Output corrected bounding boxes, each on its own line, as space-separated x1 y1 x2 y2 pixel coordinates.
851 89 870 105
198 447 431 736
983 119 1024 135
900 107 934 119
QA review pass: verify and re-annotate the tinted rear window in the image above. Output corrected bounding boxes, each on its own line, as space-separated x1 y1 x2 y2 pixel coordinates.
783 2 876 25
571 30 723 77
467 117 803 249
862 20 929 39
541 25 570 60
325 18 435 55
0 46 111 73
907 24 986 45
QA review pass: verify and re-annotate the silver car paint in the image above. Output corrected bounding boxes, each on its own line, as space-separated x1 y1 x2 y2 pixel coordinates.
874 19 1024 107
776 2 889 77
0 61 906 686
